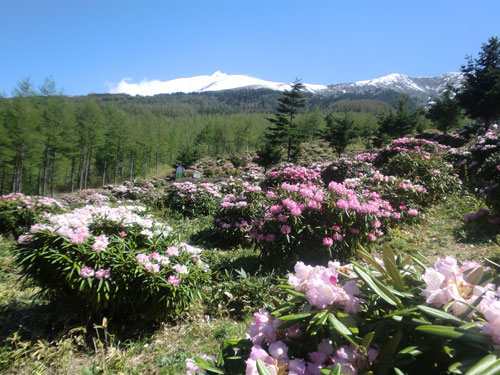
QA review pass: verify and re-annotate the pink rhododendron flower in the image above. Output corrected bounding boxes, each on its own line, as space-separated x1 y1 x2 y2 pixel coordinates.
422 256 497 316
408 208 418 216
166 246 179 256
95 268 111 280
288 262 363 312
168 275 181 286
92 234 109 253
323 237 334 247
281 225 292 234
80 265 95 278
173 264 189 274
247 308 279 345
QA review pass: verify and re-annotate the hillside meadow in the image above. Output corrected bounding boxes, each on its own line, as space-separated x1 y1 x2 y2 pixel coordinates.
0 130 500 375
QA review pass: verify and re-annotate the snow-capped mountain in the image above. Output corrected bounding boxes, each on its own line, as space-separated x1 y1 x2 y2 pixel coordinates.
109 71 327 96
324 72 463 103
109 71 463 104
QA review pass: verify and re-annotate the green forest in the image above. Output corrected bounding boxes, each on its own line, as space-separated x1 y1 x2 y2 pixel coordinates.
0 79 396 196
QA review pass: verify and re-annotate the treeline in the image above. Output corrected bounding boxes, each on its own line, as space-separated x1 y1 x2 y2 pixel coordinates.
2 77 402 195
0 79 281 195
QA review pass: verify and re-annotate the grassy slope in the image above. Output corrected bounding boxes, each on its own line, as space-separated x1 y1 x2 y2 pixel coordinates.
0 193 499 374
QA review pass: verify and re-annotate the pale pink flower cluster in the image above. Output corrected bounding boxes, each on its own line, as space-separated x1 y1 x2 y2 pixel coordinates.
171 181 222 199
245 323 376 375
481 299 500 344
422 256 496 316
30 205 172 244
80 265 110 280
0 193 64 210
136 243 205 281
328 182 394 218
92 234 109 253
288 262 363 312
268 166 322 185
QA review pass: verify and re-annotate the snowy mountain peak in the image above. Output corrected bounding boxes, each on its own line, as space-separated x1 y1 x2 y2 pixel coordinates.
109 72 327 96
109 70 326 96
108 71 463 105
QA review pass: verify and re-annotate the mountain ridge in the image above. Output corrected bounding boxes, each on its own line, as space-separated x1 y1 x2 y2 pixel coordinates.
109 71 463 105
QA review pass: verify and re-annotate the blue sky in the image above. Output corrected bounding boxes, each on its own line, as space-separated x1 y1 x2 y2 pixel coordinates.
1 0 499 96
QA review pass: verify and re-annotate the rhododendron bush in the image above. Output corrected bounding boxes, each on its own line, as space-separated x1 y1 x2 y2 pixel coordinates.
14 204 210 321
188 249 500 375
0 193 65 236
162 181 223 216
249 180 407 265
456 129 500 219
213 181 266 246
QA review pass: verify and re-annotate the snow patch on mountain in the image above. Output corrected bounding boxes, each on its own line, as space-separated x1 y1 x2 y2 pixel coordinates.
109 71 327 96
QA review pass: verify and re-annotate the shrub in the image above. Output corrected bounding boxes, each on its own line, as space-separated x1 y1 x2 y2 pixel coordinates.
374 137 449 167
263 166 323 188
0 193 65 237
381 151 462 202
250 181 402 266
15 204 210 322
320 154 376 185
213 182 266 246
162 181 222 217
59 189 113 208
189 250 500 375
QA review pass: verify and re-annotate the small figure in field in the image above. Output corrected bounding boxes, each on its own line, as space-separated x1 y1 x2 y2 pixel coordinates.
175 163 184 180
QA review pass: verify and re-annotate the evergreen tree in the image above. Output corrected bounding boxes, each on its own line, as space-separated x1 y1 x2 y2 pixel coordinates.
255 141 283 172
375 95 417 146
457 36 500 126
323 112 357 157
266 81 306 162
426 85 463 134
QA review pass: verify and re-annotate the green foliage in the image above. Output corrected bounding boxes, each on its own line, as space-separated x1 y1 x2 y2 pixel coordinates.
176 146 202 169
206 268 278 319
0 193 65 237
265 82 307 162
255 142 283 172
14 221 210 322
375 95 418 146
200 249 500 375
322 112 358 157
381 151 462 202
427 86 463 134
458 36 500 125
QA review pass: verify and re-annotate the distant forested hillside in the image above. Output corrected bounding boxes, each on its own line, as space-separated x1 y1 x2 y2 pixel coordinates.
0 82 415 195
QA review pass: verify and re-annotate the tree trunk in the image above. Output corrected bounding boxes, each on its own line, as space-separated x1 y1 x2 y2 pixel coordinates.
114 141 121 185
85 142 92 189
43 143 50 196
102 137 109 187
70 157 75 192
129 152 134 181
50 147 57 197
37 163 42 195
0 166 5 195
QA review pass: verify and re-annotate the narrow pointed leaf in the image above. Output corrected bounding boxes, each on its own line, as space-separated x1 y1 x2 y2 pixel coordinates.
415 325 491 344
328 313 358 348
417 305 465 324
383 245 405 291
465 354 500 375
256 359 272 375
353 265 401 307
